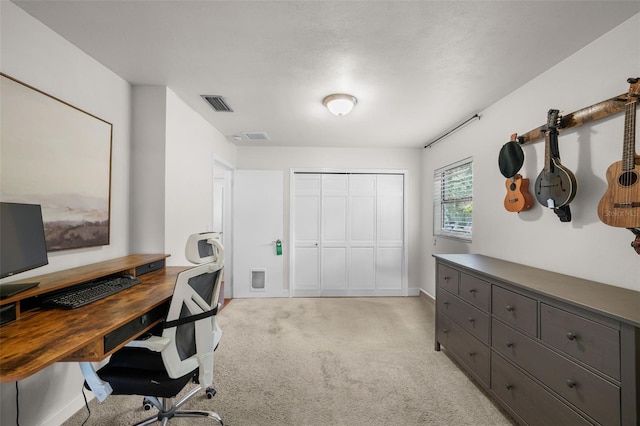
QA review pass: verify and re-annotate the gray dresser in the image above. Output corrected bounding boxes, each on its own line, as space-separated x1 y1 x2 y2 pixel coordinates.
434 254 639 426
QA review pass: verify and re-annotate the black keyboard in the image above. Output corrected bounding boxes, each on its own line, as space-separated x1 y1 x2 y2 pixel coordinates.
41 276 141 309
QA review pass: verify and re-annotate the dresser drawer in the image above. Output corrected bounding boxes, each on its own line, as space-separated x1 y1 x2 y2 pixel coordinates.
540 304 620 380
459 273 490 311
491 353 593 426
437 290 490 344
492 286 537 336
437 312 490 387
437 263 459 294
492 319 620 426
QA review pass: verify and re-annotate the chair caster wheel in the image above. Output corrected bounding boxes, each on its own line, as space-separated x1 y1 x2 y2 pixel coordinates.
142 398 153 411
206 387 217 399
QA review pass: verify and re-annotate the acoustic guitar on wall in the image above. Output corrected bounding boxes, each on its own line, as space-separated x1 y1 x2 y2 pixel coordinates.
503 134 534 213
534 109 578 222
597 77 640 228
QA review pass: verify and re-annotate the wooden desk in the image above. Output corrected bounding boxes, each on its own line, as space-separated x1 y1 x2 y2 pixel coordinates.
0 254 187 382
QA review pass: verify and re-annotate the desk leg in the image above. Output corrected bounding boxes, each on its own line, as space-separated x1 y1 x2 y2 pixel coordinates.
79 362 113 402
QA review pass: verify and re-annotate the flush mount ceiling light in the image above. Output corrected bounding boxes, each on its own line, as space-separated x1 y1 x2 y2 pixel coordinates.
323 93 357 116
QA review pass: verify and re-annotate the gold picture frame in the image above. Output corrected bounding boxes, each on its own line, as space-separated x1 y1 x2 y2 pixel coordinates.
0 73 113 251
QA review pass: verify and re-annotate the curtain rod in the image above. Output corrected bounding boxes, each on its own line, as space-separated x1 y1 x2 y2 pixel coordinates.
424 113 481 149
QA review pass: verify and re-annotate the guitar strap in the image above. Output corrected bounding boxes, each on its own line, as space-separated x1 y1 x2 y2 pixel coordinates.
553 205 572 222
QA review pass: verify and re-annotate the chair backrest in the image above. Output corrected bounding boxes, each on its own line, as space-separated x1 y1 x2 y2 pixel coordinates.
160 233 224 387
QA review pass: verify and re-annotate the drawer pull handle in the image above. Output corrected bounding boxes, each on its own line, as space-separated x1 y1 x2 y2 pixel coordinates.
506 305 515 312
469 289 477 294
467 317 475 323
566 332 578 341
468 351 476 357
444 276 450 281
506 384 513 390
505 341 514 348
443 329 449 335
443 301 450 306
566 379 576 388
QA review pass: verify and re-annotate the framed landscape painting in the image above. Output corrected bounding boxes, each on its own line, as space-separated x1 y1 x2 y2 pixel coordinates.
0 73 112 251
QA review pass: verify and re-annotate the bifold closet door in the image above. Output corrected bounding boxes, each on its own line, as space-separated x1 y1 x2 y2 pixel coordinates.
375 174 404 290
348 174 376 291
293 174 321 292
292 173 404 297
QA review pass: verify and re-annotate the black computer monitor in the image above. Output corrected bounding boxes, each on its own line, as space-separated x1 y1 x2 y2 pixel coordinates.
0 202 49 280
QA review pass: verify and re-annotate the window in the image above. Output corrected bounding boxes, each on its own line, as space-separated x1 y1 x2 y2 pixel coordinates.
433 158 473 241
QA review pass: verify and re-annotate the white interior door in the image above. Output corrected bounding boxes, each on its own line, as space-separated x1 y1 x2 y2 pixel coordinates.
321 174 348 291
212 160 233 299
233 170 285 298
212 179 224 234
349 174 376 290
293 174 321 291
376 174 404 290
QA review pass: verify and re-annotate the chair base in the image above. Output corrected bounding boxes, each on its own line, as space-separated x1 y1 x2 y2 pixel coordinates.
136 386 223 426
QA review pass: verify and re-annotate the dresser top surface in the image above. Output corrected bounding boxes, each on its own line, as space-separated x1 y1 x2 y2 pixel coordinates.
434 254 640 327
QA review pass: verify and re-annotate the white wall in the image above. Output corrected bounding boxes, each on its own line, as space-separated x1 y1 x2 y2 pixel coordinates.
130 86 167 254
236 146 423 292
164 88 236 265
129 85 237 263
1 2 132 425
421 13 640 298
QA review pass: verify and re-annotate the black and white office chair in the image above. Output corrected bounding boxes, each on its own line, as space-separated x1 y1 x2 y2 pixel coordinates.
93 232 224 425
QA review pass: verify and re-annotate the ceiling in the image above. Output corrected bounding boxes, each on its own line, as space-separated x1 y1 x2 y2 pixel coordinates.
13 1 640 149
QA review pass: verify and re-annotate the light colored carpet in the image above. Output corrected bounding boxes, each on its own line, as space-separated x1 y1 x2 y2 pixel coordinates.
64 297 515 425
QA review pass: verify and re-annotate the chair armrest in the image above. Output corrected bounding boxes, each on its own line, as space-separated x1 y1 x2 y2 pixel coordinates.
79 362 113 402
125 335 171 352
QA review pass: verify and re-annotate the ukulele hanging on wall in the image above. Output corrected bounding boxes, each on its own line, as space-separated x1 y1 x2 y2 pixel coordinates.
534 109 578 222
499 133 534 213
597 77 640 229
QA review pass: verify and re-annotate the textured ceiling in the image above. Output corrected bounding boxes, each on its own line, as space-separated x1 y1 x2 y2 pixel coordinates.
13 1 640 148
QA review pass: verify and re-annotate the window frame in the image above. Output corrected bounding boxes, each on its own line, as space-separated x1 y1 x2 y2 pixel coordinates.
433 157 473 242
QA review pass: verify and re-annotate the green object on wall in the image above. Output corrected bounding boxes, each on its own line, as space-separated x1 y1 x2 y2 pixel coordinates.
276 239 282 256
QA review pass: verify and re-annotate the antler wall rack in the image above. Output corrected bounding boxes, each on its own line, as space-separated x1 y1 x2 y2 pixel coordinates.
517 92 629 145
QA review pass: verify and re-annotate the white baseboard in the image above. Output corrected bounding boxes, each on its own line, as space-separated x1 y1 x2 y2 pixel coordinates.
43 391 92 426
419 288 435 304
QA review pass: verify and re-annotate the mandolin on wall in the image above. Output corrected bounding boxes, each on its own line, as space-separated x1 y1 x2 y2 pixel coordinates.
534 109 578 222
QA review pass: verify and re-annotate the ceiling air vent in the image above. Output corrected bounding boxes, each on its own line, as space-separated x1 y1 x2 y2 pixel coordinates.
201 95 233 112
242 131 270 141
